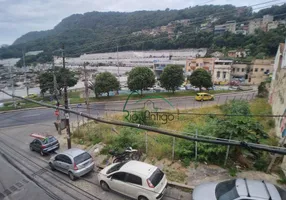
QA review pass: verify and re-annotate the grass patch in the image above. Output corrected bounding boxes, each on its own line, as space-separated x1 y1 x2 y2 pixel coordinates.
163 168 186 183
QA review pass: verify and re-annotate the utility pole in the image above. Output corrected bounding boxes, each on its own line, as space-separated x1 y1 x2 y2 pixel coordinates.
23 49 29 96
53 57 61 135
62 44 71 149
83 62 90 115
8 62 16 108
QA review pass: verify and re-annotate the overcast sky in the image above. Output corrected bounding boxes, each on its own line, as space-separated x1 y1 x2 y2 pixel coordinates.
0 0 278 45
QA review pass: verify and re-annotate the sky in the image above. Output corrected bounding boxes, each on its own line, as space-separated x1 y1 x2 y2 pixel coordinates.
0 0 278 45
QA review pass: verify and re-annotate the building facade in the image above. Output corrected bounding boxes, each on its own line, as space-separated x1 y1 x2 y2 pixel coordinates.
247 59 273 85
213 60 233 85
232 63 248 79
185 58 215 74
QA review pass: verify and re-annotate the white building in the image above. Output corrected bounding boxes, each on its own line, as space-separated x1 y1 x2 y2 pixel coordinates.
213 60 233 85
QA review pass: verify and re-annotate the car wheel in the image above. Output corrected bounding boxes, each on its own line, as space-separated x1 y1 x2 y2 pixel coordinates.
49 162 55 171
40 150 45 156
69 172 76 181
100 181 110 191
30 146 34 151
138 196 148 200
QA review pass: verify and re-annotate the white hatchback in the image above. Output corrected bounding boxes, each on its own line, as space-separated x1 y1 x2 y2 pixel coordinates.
98 160 168 200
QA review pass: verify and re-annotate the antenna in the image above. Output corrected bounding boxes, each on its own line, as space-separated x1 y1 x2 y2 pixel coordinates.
262 180 272 200
244 178 250 197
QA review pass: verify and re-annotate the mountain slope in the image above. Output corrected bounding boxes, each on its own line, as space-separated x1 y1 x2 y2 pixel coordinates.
1 4 286 62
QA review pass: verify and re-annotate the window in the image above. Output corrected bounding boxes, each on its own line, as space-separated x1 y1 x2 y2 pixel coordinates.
215 180 239 200
196 63 199 66
241 68 245 72
255 68 258 72
74 152 91 164
42 136 57 144
55 155 64 162
126 174 142 185
148 168 164 187
62 155 72 164
237 68 240 72
223 72 227 79
107 162 127 174
35 140 41 145
112 172 127 181
217 71 221 78
261 68 264 71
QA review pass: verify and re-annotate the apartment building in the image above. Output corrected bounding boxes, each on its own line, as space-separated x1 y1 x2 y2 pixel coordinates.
248 59 273 84
232 63 248 79
185 58 216 75
248 18 262 34
213 60 233 85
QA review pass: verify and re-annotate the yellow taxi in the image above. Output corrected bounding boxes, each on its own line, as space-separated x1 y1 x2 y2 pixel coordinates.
195 93 214 101
24 93 38 98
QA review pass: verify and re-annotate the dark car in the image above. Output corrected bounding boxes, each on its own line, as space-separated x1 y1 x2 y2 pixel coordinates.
29 136 60 156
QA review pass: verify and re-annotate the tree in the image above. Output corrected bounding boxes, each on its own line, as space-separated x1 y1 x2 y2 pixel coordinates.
38 67 78 96
188 68 212 91
127 67 155 95
160 65 184 93
95 72 120 97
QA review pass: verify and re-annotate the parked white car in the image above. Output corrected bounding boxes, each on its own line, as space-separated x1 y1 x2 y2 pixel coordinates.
98 160 168 200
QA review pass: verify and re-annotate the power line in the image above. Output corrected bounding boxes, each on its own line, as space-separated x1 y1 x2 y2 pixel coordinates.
1 89 286 155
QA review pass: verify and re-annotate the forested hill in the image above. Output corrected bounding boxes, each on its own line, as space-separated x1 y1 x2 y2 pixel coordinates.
1 4 286 65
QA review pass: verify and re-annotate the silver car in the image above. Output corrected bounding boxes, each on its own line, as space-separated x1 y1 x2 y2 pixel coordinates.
49 148 94 180
193 178 286 200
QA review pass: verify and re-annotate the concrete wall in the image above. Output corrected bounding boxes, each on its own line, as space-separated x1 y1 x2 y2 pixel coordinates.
269 43 286 175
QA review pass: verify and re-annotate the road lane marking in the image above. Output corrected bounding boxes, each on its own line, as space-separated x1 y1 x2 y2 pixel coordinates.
20 114 41 118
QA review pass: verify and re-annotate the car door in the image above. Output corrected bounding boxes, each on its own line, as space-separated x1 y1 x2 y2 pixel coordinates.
124 173 143 199
34 139 42 152
54 154 69 173
109 172 128 194
60 155 72 174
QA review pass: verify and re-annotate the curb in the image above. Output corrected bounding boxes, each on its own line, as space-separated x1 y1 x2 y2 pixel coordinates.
0 90 256 114
167 181 194 190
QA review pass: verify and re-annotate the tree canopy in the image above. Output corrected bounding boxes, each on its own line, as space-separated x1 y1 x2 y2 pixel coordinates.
95 72 120 97
127 67 155 95
160 65 184 93
188 68 213 91
38 67 78 95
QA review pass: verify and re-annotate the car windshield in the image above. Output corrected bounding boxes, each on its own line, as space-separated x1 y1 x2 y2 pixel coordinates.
107 162 127 174
275 185 286 200
149 168 164 187
42 137 57 144
74 152 91 164
215 180 239 200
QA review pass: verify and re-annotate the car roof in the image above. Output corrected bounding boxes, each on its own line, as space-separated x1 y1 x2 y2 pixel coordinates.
236 179 281 200
120 161 157 178
60 148 86 158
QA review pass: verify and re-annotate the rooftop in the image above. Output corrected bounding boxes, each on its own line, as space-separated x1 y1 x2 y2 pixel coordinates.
121 160 156 177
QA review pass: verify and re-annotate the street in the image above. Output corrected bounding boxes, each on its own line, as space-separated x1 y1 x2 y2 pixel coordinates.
0 91 256 200
0 91 256 129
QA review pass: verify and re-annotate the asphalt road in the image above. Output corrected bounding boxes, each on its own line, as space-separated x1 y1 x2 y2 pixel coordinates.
0 124 193 200
0 91 256 200
0 152 55 200
0 91 256 129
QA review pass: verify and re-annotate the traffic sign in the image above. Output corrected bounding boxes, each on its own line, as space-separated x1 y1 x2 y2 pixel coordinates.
65 113 69 119
54 110 59 116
